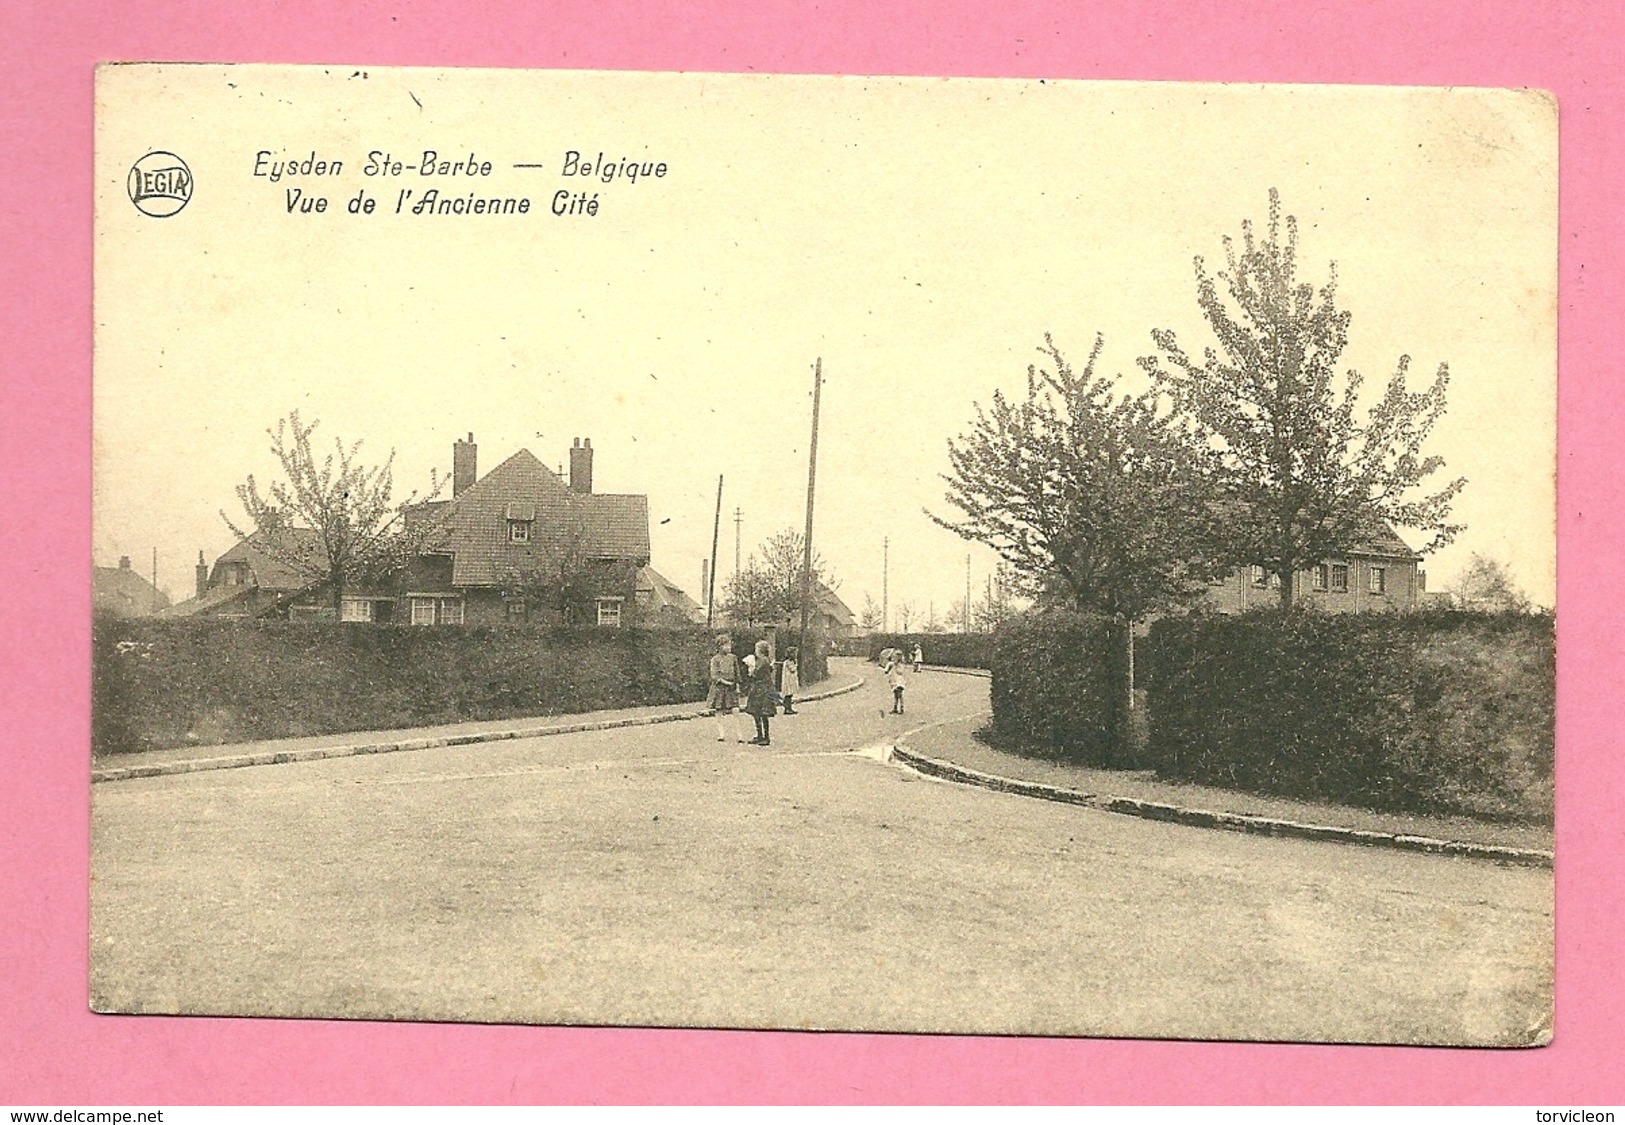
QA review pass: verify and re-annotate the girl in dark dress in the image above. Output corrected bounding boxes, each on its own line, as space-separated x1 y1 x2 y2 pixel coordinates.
743 639 776 745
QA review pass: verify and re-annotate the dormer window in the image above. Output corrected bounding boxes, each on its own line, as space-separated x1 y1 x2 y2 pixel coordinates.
505 501 536 543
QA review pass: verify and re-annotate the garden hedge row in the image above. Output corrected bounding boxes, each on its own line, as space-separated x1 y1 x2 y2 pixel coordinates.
1142 610 1555 822
986 612 1133 767
93 617 752 755
866 632 994 669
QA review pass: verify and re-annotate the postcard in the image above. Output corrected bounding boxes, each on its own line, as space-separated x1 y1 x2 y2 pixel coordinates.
91 64 1555 1044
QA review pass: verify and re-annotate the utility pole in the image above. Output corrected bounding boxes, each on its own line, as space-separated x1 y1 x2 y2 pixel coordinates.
797 358 822 664
733 507 744 579
882 536 889 634
707 475 723 630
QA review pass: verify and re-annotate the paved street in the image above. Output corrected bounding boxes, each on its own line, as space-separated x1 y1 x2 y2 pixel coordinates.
90 660 1553 1044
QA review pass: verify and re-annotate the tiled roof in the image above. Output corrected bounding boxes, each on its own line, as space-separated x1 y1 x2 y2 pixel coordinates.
93 565 170 616
816 583 855 625
637 566 703 619
425 449 651 587
215 528 326 591
1348 521 1421 561
159 582 256 618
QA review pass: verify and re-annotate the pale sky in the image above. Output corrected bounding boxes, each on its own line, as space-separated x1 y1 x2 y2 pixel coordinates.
94 67 1556 615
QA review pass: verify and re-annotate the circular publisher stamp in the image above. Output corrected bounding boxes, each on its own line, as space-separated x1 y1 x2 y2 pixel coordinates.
127 151 193 217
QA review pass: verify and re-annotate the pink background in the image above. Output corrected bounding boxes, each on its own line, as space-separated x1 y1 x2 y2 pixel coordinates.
2 0 1618 1105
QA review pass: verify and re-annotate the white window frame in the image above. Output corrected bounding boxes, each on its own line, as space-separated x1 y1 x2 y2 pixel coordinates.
1312 564 1328 592
340 597 374 623
1369 566 1387 595
438 597 465 625
506 597 527 622
1251 566 1268 588
596 596 624 628
508 519 532 543
411 597 437 626
1331 563 1349 592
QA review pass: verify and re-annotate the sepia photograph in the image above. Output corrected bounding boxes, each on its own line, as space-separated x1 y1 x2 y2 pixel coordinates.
91 64 1556 1045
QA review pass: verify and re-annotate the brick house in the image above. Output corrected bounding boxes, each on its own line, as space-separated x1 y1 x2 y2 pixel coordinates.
1202 522 1427 614
394 435 651 627
176 434 652 627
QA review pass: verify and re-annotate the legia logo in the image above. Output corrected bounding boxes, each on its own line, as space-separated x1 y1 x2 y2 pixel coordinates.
128 151 193 217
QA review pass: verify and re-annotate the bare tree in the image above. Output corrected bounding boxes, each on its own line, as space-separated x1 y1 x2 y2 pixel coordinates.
896 599 918 633
859 592 884 631
223 411 443 613
1140 189 1466 607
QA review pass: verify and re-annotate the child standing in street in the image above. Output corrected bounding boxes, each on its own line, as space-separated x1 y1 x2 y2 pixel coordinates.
743 639 777 745
779 647 799 715
707 634 743 743
889 655 907 715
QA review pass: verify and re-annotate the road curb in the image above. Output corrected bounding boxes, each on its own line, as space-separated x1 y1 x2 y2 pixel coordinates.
888 740 1553 869
92 675 867 784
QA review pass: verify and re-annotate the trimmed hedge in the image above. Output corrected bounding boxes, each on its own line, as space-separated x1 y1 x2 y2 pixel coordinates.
93 617 723 755
986 612 1133 767
866 632 994 670
1142 610 1555 822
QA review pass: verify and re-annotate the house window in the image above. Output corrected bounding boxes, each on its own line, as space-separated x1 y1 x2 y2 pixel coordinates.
1251 566 1268 587
1331 564 1349 592
506 598 527 622
596 597 624 627
340 597 374 622
508 519 532 543
1369 566 1387 595
1312 565 1328 592
411 596 465 625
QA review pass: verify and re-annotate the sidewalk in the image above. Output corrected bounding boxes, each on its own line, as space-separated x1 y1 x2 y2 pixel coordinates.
893 713 1553 868
92 670 867 783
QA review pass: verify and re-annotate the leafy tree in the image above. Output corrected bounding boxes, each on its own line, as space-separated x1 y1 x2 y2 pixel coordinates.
1450 553 1533 613
223 411 443 614
1139 189 1466 608
720 563 778 628
723 528 837 627
932 332 1226 624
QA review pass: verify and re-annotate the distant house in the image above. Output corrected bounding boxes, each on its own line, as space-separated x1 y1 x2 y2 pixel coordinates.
635 566 704 627
719 581 856 647
177 434 654 628
163 531 326 619
1203 522 1427 614
93 556 170 618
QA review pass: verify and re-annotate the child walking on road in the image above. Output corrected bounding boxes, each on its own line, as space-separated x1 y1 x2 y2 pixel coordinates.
889 656 907 715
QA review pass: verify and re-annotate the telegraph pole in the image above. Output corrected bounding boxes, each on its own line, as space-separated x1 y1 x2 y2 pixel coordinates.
733 507 744 579
707 475 723 630
797 358 822 663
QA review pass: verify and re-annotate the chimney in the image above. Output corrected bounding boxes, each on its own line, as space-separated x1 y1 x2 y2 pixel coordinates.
453 432 477 497
195 550 208 599
118 556 132 570
569 437 594 494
